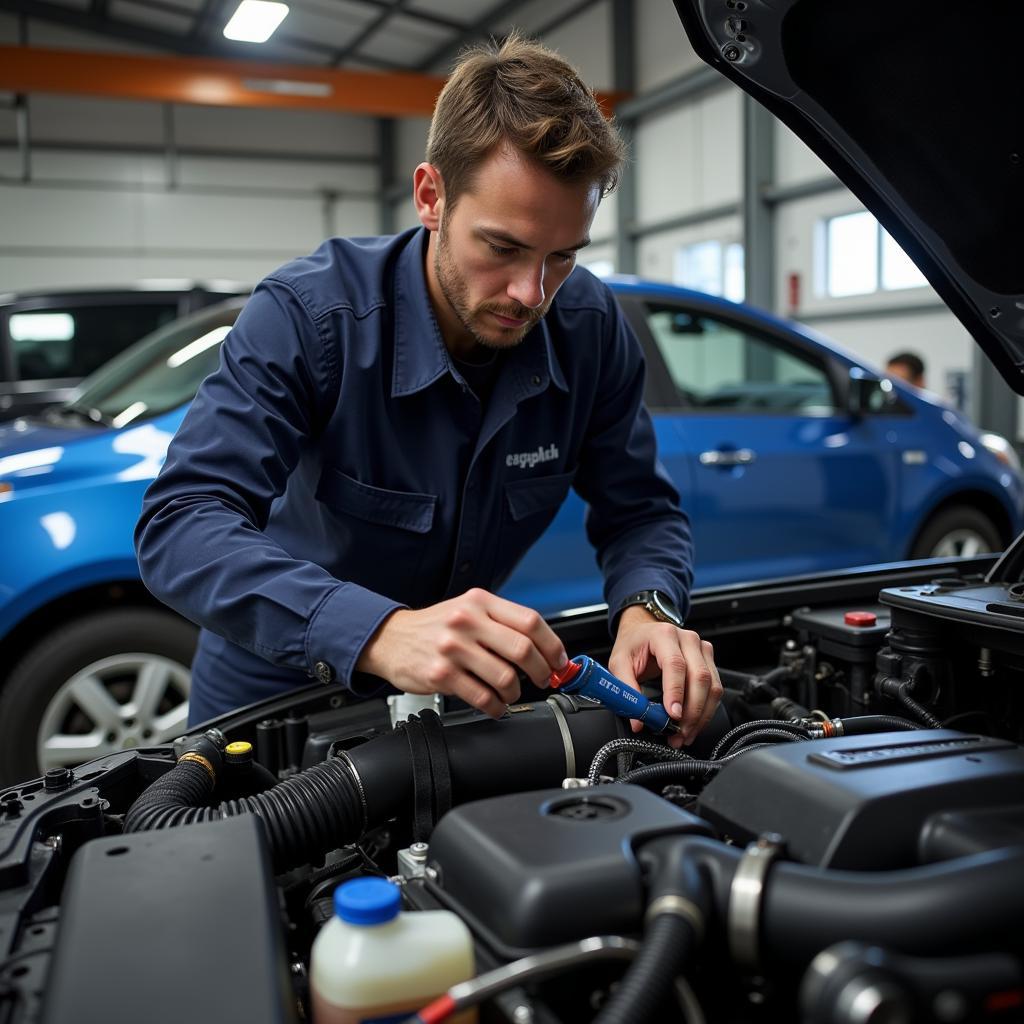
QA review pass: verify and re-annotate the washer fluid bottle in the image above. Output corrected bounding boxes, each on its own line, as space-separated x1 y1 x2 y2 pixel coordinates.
310 876 476 1023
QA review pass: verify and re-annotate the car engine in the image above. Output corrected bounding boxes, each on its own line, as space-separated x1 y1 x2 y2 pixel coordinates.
2 552 1024 1024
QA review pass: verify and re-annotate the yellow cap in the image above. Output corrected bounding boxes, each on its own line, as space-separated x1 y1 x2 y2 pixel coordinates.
225 741 253 756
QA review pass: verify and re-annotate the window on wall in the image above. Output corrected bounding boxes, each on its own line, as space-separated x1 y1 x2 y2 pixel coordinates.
581 258 614 278
673 241 745 303
821 211 927 297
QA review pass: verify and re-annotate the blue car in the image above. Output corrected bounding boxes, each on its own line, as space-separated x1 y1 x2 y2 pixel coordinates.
0 281 1020 780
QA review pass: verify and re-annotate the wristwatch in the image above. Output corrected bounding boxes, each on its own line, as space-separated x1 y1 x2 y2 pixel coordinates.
616 589 684 627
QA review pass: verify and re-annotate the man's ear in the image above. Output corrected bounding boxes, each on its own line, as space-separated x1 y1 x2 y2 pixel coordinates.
413 163 445 231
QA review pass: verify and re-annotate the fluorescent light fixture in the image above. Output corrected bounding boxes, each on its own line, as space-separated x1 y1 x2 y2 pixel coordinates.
166 325 231 369
10 312 75 342
223 0 289 42
244 78 332 98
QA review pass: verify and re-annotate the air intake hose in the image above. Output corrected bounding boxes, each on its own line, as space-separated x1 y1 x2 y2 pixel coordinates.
124 696 623 871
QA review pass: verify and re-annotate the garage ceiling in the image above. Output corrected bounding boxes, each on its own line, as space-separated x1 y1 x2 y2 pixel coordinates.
0 0 605 73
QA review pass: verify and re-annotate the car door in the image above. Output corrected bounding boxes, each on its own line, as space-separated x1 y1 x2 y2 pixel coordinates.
628 297 900 587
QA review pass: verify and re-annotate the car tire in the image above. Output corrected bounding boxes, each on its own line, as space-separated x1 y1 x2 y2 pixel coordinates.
0 608 197 786
909 505 1004 560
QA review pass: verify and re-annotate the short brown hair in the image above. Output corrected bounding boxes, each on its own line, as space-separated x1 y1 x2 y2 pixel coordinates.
426 32 626 207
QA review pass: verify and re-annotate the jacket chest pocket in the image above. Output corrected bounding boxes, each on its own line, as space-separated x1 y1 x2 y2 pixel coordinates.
494 471 576 581
316 468 437 600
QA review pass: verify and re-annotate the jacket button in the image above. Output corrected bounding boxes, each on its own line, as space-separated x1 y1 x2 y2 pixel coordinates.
530 374 542 387
314 660 334 684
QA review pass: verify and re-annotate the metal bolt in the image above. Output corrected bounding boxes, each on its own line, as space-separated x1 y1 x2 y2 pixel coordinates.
409 842 429 860
424 866 439 882
990 306 1001 318
512 1006 534 1024
44 835 62 854
724 45 741 61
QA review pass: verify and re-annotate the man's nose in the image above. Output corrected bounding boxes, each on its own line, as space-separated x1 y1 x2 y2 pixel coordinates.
507 262 545 310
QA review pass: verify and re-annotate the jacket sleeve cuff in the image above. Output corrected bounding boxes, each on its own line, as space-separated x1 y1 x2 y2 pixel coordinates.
304 582 406 694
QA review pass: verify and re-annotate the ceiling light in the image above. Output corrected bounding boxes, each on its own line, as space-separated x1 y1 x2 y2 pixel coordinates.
223 0 289 43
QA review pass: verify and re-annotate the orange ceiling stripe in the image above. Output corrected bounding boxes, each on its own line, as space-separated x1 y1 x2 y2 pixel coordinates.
0 45 627 117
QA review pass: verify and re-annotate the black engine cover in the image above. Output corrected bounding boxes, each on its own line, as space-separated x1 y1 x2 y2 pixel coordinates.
426 784 711 956
696 729 1024 869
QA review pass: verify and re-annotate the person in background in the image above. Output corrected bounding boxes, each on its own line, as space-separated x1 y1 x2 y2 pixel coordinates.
135 33 721 747
885 351 926 389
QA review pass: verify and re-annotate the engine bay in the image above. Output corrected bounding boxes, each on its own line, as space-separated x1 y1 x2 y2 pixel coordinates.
2 551 1024 1024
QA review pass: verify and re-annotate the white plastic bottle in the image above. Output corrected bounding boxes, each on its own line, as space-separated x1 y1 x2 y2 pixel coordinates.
310 876 476 1024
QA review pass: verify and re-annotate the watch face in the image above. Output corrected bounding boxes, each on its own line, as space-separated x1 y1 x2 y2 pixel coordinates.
650 591 682 626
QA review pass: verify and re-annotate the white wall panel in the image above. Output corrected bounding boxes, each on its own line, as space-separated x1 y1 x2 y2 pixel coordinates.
0 184 142 249
395 118 429 181
774 120 833 188
635 0 703 92
636 214 742 284
635 104 698 225
138 191 322 251
179 156 377 193
541 0 612 92
29 149 166 186
173 106 377 157
332 197 379 238
591 188 617 245
698 88 741 207
28 95 164 146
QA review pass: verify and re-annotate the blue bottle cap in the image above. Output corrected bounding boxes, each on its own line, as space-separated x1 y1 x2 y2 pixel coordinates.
334 877 401 925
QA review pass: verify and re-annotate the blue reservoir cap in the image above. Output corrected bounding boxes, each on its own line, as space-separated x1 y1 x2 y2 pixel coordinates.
334 877 401 925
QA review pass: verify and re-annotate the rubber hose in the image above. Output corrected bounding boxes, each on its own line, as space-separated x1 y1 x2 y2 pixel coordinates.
839 714 920 734
710 718 809 760
898 684 942 728
663 837 1024 971
618 745 774 787
592 914 695 1024
124 755 365 872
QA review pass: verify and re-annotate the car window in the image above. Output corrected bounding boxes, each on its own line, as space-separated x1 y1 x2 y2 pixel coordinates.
644 304 837 415
65 302 243 426
9 304 179 381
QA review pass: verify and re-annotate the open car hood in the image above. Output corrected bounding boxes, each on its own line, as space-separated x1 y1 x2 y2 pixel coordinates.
673 0 1024 395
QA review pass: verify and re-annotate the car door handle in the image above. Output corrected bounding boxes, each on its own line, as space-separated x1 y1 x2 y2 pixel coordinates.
699 448 757 467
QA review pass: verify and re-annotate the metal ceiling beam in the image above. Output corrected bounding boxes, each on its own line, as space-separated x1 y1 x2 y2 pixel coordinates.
0 0 408 69
330 0 409 68
334 0 469 32
0 43 448 115
415 0 524 73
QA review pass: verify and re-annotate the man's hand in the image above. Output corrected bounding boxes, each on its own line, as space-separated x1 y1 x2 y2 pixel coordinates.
609 606 721 748
356 587 567 718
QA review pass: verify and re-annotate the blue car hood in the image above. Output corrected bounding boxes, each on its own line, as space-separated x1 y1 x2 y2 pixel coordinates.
0 419 98 457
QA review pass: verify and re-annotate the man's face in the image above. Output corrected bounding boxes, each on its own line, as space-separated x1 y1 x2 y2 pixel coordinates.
425 146 600 356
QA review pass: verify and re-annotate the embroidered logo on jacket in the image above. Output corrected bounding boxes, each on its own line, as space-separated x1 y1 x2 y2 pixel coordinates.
506 444 560 470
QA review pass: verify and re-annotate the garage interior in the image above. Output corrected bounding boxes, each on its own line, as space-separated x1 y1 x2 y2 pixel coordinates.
2 4 1024 1024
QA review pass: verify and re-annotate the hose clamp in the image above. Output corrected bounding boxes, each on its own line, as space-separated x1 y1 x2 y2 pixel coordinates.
728 832 785 971
545 696 576 781
645 894 705 942
333 749 369 831
177 751 215 783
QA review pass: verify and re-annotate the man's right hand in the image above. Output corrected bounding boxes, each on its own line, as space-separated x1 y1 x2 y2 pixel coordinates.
355 587 568 718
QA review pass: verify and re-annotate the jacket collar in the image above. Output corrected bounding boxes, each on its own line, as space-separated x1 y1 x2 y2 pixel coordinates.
391 227 568 398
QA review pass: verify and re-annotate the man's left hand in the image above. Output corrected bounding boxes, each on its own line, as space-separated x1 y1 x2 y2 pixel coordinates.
608 606 722 749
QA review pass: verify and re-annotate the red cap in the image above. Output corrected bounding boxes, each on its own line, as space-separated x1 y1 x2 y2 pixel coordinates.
549 660 582 688
844 611 877 627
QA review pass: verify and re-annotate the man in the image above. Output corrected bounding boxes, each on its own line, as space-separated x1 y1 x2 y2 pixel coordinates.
885 351 926 389
135 34 721 747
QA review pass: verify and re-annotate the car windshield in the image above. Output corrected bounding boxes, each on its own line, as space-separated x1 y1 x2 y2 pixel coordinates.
63 299 244 427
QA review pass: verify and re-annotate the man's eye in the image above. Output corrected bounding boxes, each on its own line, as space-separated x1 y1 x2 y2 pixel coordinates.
489 243 516 257
554 252 577 265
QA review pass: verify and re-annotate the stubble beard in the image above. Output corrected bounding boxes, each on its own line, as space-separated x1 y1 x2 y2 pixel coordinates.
434 226 547 351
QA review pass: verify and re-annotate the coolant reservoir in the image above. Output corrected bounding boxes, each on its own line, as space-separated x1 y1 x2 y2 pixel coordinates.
310 876 476 1023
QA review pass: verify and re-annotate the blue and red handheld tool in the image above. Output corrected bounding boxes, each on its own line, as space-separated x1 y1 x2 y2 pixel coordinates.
549 654 680 735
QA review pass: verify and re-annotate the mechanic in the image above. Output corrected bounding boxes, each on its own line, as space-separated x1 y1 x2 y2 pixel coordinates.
134 33 721 747
885 350 926 389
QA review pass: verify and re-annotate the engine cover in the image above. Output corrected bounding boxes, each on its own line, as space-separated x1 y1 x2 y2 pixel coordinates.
426 784 711 956
696 729 1024 869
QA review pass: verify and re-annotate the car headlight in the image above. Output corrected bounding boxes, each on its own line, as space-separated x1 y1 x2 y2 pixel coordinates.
979 432 1022 472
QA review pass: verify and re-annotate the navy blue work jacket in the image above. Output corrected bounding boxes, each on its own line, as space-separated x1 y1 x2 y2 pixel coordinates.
135 227 693 718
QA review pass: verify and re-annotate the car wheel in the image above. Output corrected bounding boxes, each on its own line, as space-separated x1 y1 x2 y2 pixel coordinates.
0 609 197 785
909 505 1004 559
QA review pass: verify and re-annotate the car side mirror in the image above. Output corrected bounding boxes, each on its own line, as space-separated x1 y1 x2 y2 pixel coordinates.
848 367 897 417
